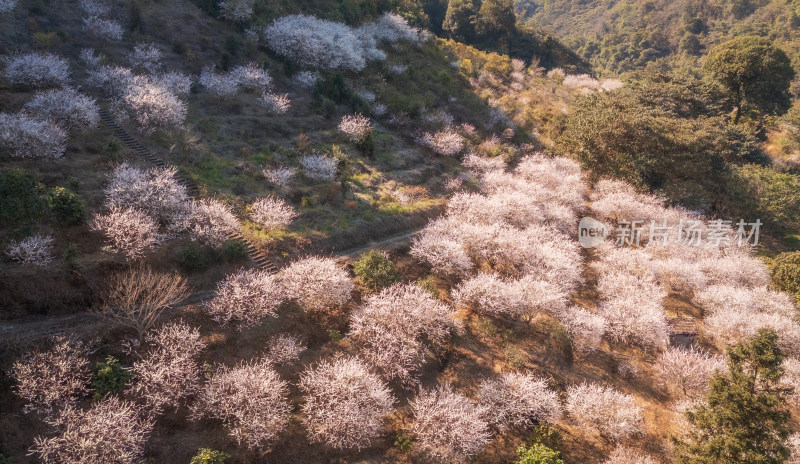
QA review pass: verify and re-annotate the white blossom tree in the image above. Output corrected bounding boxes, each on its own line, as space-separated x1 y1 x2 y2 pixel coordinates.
280 256 353 312
299 153 338 181
261 92 291 114
410 383 491 463
299 356 395 450
128 43 162 74
131 322 205 413
263 166 297 186
104 163 191 230
219 0 254 22
338 114 373 143
24 87 100 131
83 16 123 40
565 383 644 441
192 359 291 450
478 372 562 430
205 268 285 327
0 112 67 159
122 76 186 133
250 196 298 230
2 52 69 87
10 337 90 417
6 234 55 266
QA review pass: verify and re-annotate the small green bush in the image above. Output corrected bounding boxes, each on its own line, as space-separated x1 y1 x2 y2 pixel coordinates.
772 252 800 298
62 243 78 266
515 443 564 464
104 137 122 160
49 186 85 225
328 329 343 342
177 243 210 272
92 356 131 400
221 239 248 262
190 448 229 464
394 433 413 452
353 250 400 291
0 168 49 233
0 453 13 464
417 275 439 297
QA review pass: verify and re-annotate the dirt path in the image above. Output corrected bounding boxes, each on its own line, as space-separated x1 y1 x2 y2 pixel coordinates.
334 226 424 258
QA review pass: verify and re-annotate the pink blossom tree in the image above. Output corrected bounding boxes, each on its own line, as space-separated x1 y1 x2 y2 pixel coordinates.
299 356 395 450
478 372 562 430
654 347 726 400
280 256 353 312
10 337 90 417
410 383 491 462
30 397 153 464
349 283 460 385
131 322 206 413
602 446 659 464
338 114 373 143
187 199 240 247
91 206 160 260
265 333 306 365
192 359 291 450
205 268 285 327
565 383 644 441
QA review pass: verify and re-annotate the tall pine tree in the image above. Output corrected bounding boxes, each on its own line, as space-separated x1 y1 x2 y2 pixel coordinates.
674 328 792 464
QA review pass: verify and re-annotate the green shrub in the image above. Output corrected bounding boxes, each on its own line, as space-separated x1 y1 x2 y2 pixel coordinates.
177 243 210 272
394 433 413 452
328 329 343 341
190 448 229 464
515 443 564 464
313 72 350 105
62 243 78 266
727 164 800 231
772 252 800 298
221 239 248 262
92 356 131 400
353 250 400 291
417 275 439 297
49 186 85 225
0 453 13 464
0 168 49 233
104 137 122 160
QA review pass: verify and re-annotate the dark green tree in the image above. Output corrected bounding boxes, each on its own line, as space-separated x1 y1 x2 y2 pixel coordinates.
353 250 400 291
0 168 49 234
703 36 795 124
442 0 478 42
673 328 792 464
476 0 517 43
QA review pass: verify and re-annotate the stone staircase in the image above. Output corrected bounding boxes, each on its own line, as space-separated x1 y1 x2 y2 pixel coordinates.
98 108 278 272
